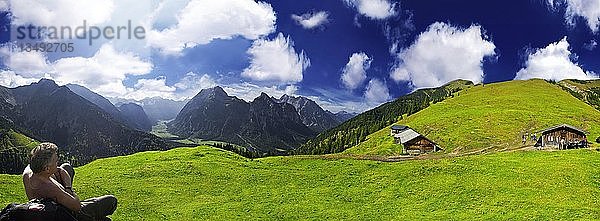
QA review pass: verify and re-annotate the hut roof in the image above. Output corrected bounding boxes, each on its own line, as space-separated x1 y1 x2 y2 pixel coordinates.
539 124 588 135
394 129 423 144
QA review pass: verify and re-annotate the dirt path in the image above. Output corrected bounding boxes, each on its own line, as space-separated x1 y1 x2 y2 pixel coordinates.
323 144 564 162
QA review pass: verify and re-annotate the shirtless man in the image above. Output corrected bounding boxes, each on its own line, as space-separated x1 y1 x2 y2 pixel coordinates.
22 142 117 221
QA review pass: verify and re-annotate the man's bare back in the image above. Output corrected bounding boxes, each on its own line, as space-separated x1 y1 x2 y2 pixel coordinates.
23 143 117 220
22 154 81 212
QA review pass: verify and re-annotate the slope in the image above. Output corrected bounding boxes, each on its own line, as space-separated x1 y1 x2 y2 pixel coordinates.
296 79 474 155
1 145 600 220
0 129 38 174
559 79 600 111
346 79 600 156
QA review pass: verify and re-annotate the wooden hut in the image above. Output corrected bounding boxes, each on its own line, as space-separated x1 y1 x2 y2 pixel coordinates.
393 128 439 154
538 124 588 149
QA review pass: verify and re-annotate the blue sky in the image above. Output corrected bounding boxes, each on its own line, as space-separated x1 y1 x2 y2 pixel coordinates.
0 0 598 113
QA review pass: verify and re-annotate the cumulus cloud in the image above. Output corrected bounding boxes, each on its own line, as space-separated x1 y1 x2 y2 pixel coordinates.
341 52 371 89
242 33 310 84
51 44 153 96
10 0 114 27
548 0 600 32
100 73 217 101
390 22 496 88
343 0 397 20
147 0 276 55
0 0 8 12
583 39 597 51
4 50 50 78
123 76 176 100
173 72 217 99
0 70 39 88
291 11 330 29
222 82 299 102
0 43 152 95
515 37 597 81
364 78 390 105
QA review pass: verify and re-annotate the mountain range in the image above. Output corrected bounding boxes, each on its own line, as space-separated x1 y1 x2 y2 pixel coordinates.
0 79 169 173
167 86 356 155
66 84 152 132
168 87 306 155
108 96 188 124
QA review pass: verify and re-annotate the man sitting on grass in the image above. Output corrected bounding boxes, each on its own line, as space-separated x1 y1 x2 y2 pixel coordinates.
22 142 118 221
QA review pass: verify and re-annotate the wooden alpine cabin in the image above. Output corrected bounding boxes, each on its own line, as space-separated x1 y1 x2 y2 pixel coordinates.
390 125 440 154
538 124 588 149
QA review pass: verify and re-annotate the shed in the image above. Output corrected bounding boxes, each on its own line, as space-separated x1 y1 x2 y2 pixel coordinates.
393 128 439 154
390 125 408 136
538 124 588 149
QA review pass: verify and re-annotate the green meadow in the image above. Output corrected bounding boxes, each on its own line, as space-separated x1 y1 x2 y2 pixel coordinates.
2 79 600 220
1 145 600 220
346 79 600 156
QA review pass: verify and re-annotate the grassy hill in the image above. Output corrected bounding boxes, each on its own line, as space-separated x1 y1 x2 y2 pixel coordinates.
559 79 600 111
345 79 600 156
296 80 473 155
1 145 600 220
0 129 39 174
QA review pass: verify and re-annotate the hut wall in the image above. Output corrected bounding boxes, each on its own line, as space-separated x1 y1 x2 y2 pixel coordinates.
542 128 586 147
404 137 435 152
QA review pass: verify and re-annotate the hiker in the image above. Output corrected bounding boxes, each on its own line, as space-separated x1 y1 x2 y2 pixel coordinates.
522 134 526 144
22 142 117 221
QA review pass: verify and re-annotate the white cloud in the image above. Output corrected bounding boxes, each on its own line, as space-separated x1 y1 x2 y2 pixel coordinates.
10 0 114 27
4 50 50 78
174 72 217 99
583 39 597 51
0 0 8 12
390 22 496 88
341 52 371 89
344 0 396 20
51 43 153 96
515 37 597 81
549 0 600 32
222 82 299 102
0 70 39 88
102 73 217 101
291 11 330 29
364 78 390 105
123 76 176 100
242 33 310 84
0 43 152 95
147 0 276 55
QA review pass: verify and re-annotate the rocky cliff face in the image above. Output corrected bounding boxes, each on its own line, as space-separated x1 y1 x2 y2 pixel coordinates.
276 94 341 133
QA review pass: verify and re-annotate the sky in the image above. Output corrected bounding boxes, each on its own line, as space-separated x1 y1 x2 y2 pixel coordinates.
0 0 598 113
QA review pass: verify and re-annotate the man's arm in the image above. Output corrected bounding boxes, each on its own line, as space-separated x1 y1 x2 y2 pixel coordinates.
50 184 81 212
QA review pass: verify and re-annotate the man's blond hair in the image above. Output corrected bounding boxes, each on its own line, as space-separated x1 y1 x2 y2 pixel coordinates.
30 142 58 173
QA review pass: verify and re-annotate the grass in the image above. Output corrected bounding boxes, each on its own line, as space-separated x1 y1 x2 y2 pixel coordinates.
1 145 600 220
0 129 38 152
346 79 600 156
150 121 179 139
